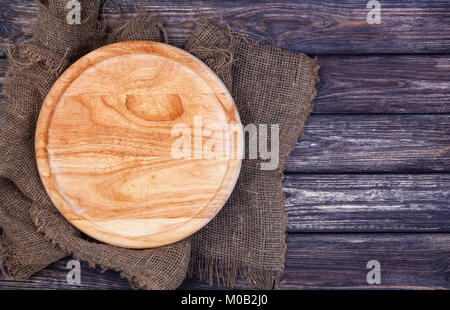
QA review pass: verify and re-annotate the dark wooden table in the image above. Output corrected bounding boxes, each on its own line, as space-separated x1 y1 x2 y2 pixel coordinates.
0 0 449 289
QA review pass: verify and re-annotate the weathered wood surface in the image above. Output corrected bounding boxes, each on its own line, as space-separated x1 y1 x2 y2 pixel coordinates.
284 174 450 232
315 55 450 114
286 114 450 173
1 55 450 114
0 0 449 291
279 233 450 290
1 234 449 289
1 0 450 56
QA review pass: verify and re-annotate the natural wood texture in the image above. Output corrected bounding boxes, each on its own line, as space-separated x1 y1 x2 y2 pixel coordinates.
1 0 450 56
284 174 450 232
279 233 450 290
2 55 450 114
315 55 450 114
1 0 449 291
285 114 450 173
35 41 242 248
1 234 449 289
0 258 131 290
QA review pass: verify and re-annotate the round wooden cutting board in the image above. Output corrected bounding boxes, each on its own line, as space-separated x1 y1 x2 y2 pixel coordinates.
35 41 243 248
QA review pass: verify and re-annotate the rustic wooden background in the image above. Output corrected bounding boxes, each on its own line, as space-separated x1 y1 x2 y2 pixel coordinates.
0 0 449 289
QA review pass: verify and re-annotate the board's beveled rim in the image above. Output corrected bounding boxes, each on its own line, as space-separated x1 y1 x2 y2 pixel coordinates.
35 41 243 248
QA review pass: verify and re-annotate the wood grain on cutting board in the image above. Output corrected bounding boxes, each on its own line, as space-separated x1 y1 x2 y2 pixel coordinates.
35 41 242 249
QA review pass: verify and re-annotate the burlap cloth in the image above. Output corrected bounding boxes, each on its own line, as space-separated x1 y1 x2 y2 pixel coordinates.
0 0 318 289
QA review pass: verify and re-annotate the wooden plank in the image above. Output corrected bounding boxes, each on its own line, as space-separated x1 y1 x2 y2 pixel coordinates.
284 174 450 232
0 258 131 290
314 55 450 114
279 233 450 289
1 54 450 114
285 114 450 173
1 234 449 289
1 0 450 56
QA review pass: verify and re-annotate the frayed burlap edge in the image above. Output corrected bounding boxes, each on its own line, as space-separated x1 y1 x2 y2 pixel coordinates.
29 205 188 290
188 252 285 289
186 20 320 289
6 44 68 76
187 65 318 289
0 232 16 279
108 14 168 44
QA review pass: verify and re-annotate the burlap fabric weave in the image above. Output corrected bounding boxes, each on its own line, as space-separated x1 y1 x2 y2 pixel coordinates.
0 0 318 289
